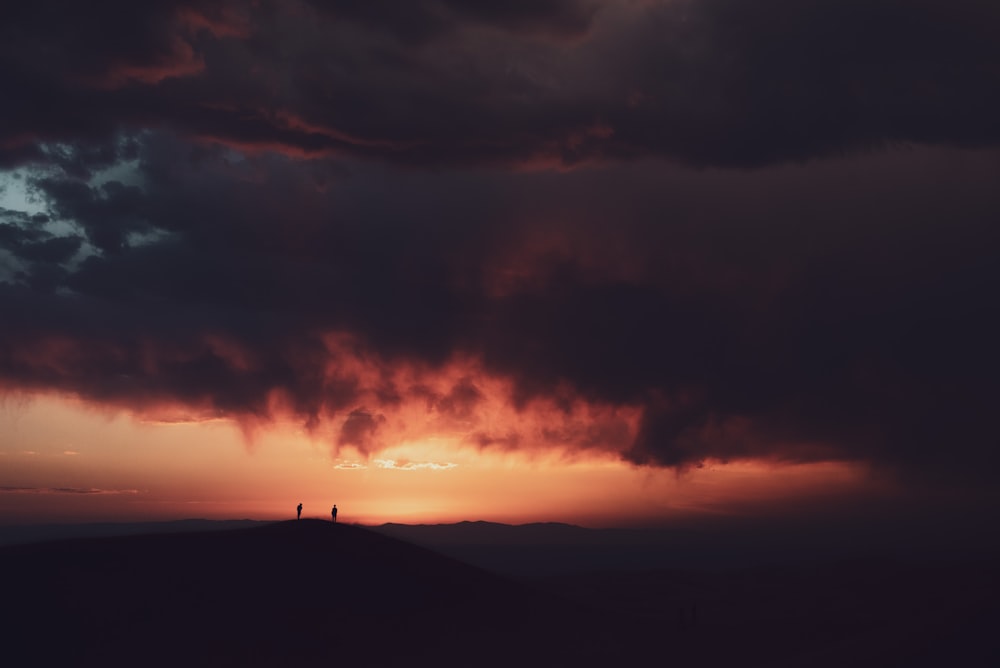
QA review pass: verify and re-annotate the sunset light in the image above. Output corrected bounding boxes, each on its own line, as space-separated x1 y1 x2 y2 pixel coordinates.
4 2 999 665
0 0 996 567
1 392 884 527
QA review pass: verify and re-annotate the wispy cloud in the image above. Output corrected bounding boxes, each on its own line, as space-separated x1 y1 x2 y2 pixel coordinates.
0 486 140 495
373 459 457 472
334 461 368 470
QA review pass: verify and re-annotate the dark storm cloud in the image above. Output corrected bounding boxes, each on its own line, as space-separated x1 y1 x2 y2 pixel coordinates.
1 1 999 495
339 409 387 452
2 1 998 169
0 0 235 86
483 152 1000 482
409 379 486 421
434 378 484 421
0 228 81 265
0 1 202 165
3 133 997 487
0 209 82 291
443 0 596 36
303 0 597 43
30 178 151 254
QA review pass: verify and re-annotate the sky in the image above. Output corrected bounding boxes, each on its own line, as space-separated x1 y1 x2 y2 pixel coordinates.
1 0 999 529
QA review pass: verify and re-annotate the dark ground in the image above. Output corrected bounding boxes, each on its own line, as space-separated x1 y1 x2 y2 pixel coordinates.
3 520 999 667
2 520 635 667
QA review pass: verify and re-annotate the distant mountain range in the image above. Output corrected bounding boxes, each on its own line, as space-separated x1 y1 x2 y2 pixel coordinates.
5 517 1000 575
370 520 708 574
368 519 1000 575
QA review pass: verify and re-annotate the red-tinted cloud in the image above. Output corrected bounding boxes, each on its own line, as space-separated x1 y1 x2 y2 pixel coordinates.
3 1 998 170
1 2 999 507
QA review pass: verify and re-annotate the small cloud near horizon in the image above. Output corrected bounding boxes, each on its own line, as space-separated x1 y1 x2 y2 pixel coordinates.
334 461 368 470
0 486 141 495
374 459 458 472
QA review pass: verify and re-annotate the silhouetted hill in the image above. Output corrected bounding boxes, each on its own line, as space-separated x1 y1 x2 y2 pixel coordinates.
540 558 1000 668
1 520 635 667
372 521 706 575
371 519 1000 576
0 518 270 546
5 520 999 667
370 521 1000 666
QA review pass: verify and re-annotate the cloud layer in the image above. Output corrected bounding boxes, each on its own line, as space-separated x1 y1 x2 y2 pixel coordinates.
3 1 998 169
2 1 999 494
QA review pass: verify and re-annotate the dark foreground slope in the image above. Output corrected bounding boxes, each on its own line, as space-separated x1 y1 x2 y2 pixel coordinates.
541 558 1000 668
374 522 1000 667
1 520 633 668
7 520 999 667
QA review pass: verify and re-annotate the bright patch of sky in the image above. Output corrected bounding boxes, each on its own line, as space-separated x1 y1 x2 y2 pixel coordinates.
374 459 458 471
0 168 47 215
126 227 172 249
1 139 156 277
91 157 144 190
1 134 145 219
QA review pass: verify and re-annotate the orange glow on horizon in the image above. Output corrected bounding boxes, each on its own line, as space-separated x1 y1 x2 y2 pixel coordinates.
0 392 893 527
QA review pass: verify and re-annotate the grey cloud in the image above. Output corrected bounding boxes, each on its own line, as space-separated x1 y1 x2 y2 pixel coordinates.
0 2 998 502
2 1 997 170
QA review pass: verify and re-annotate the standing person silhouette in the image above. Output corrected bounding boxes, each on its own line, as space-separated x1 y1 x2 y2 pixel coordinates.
331 505 338 523
297 503 302 520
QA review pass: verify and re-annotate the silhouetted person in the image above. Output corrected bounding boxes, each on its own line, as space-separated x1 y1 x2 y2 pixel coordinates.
331 505 338 523
297 503 302 520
